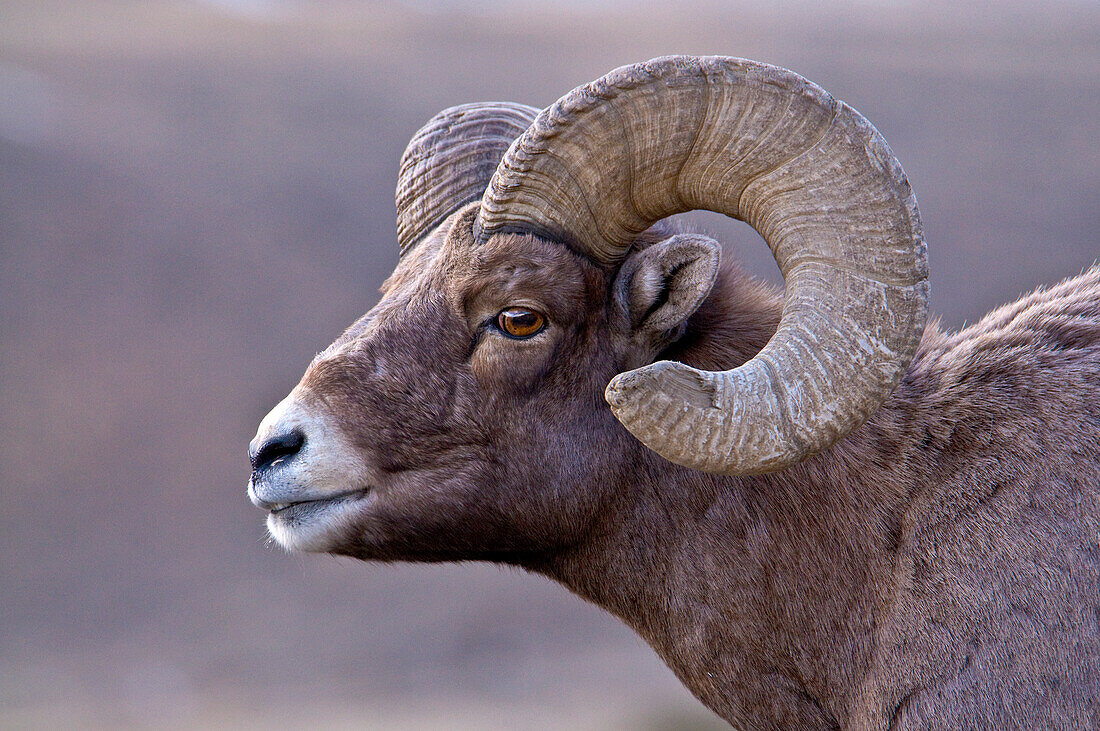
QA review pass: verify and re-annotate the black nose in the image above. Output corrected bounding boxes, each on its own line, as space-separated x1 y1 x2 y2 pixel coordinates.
250 429 305 473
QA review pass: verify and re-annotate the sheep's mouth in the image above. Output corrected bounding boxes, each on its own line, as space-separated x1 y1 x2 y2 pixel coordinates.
262 488 370 516
260 486 373 553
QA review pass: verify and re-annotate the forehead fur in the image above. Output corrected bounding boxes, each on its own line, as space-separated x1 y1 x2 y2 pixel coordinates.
455 243 600 325
318 203 609 370
380 220 447 297
398 203 606 323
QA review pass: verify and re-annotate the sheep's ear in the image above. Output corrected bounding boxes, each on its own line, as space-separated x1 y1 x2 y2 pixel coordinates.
613 233 721 354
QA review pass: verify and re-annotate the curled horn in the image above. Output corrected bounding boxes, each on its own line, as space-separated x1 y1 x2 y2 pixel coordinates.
396 102 539 256
475 56 929 475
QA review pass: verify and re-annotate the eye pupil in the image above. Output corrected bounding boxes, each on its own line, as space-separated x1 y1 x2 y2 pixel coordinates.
498 308 546 338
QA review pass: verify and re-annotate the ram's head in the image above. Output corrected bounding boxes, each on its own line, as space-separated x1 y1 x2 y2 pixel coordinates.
248 56 928 559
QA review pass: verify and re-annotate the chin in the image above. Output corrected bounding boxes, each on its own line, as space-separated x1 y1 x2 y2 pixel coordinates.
264 492 370 553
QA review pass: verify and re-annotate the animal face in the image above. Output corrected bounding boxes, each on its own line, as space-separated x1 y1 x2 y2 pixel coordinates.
248 207 674 561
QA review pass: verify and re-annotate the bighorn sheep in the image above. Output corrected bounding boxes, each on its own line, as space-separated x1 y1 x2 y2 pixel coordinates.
248 56 1100 728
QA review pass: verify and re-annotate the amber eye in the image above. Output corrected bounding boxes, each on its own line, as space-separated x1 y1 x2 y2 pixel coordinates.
497 307 546 339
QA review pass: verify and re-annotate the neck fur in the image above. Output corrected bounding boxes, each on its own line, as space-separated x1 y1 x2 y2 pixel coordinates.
541 260 930 728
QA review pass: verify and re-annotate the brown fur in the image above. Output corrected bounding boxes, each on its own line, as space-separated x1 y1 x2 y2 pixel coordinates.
292 207 1100 728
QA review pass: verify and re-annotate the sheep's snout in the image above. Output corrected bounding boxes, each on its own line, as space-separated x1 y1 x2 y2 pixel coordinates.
247 390 372 552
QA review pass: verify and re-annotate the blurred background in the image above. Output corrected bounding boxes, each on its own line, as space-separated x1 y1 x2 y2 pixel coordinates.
1 0 1097 727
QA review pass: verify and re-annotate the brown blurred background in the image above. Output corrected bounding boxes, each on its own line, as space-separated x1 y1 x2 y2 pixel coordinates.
1 1 1096 727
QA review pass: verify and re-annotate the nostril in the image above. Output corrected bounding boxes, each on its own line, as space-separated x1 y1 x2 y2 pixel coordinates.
250 429 305 472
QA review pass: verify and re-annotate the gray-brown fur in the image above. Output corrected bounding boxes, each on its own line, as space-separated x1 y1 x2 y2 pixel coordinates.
265 204 1100 727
